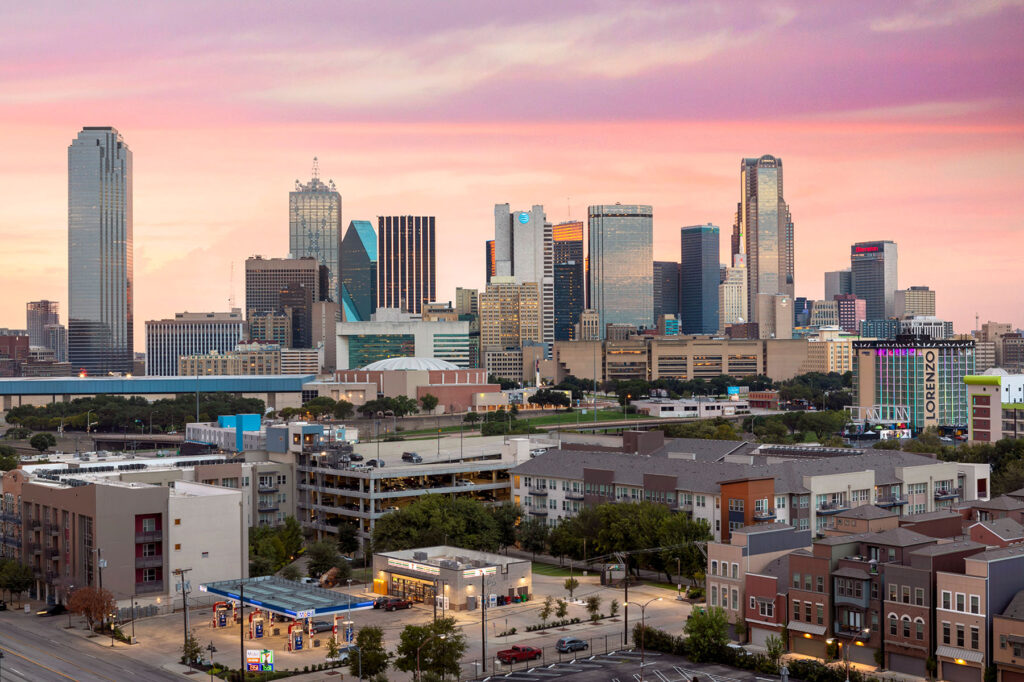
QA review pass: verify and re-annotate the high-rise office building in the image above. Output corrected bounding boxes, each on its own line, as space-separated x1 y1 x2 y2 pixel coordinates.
485 240 496 285
280 282 313 349
26 301 60 348
455 288 478 317
377 216 435 314
245 256 323 318
851 240 898 319
493 205 554 345
479 278 541 350
44 324 68 363
718 258 748 333
736 156 794 323
834 294 867 334
588 204 653 336
145 310 245 376
895 286 936 319
756 293 793 340
794 297 812 327
554 261 585 341
289 158 341 302
68 127 133 375
552 221 584 264
653 261 680 321
340 220 377 322
824 269 853 301
680 224 720 335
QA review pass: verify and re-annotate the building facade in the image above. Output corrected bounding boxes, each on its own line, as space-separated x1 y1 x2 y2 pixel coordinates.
340 220 377 322
835 294 867 335
479 278 541 350
738 156 794 323
26 301 60 349
825 269 853 301
179 344 282 376
719 257 749 333
245 256 323 319
68 127 134 375
336 309 469 370
553 263 584 341
653 261 680 322
896 286 936 319
289 161 342 303
145 310 246 376
588 204 653 335
965 373 1024 444
680 224 720 335
493 205 554 345
851 241 899 320
377 216 435 314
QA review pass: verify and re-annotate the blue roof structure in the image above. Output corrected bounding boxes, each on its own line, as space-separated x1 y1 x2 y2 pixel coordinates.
349 220 377 262
340 283 362 322
0 375 316 396
199 576 373 619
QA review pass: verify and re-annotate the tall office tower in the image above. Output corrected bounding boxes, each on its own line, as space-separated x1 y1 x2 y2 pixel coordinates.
485 240 496 284
756 293 793 340
794 297 812 327
455 288 478 317
340 220 377 322
312 301 340 372
478 278 541 349
680 224 720 335
245 256 322 317
552 221 584 264
730 217 742 263
554 262 585 341
653 261 680 321
834 294 867 334
851 240 898 319
493 205 554 344
588 204 653 336
718 257 748 333
280 282 313 349
248 312 293 348
737 156 794 323
68 127 133 375
289 158 342 302
144 310 245 376
377 216 435 314
26 301 60 348
895 286 936 319
44 324 68 363
824 269 853 301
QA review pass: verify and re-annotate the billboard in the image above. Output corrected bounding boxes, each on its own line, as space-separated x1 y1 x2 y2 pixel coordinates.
246 649 274 672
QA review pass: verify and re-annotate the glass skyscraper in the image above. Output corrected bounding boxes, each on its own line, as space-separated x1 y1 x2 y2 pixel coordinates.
653 261 680 321
68 127 133 375
377 216 435 314
493 204 554 345
736 156 794 324
851 240 898 320
289 158 342 303
680 224 720 334
588 204 653 336
553 221 585 340
341 220 377 322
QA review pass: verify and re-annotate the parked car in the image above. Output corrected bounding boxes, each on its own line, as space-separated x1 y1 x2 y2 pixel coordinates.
37 603 67 617
347 453 363 461
497 645 542 663
299 577 317 585
727 643 751 658
384 598 412 612
556 637 588 653
309 620 334 634
455 479 475 487
401 452 423 463
366 459 385 468
372 597 389 609
383 506 399 513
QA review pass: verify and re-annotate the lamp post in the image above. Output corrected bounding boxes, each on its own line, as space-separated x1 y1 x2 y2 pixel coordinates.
826 627 870 682
628 597 663 681
416 633 447 681
206 642 217 681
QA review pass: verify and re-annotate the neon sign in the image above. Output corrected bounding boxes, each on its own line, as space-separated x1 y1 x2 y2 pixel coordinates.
855 246 880 253
462 566 497 578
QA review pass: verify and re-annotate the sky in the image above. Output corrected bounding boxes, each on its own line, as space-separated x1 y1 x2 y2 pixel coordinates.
1 0 1022 347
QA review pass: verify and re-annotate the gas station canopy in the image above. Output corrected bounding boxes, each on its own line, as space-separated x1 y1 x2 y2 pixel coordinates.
200 576 373 619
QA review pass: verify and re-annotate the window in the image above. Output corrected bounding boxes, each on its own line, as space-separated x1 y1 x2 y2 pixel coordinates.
715 520 720 532
174 543 181 551
711 586 718 606
942 591 951 610
916 620 924 640
201 551 209 559
712 561 719 576
955 593 965 611
902 586 911 604
143 543 156 557
903 617 911 638
793 573 801 589
142 568 157 582
971 626 979 650
715 497 720 509
889 584 898 601
956 625 965 648
1001 635 1007 649
871 581 879 599
888 548 896 562
793 600 801 621
942 622 950 645
732 589 738 610
143 517 157 532
816 603 824 625
817 576 824 593
804 602 811 622
776 496 786 509
750 596 756 610
970 595 980 614
759 601 774 618
804 575 812 591
915 588 924 606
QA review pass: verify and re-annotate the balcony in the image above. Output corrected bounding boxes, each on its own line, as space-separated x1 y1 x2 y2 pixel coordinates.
0 512 21 524
136 555 163 569
565 491 584 501
258 504 280 513
753 509 777 521
26 541 41 553
529 488 549 497
875 495 908 507
29 519 41 530
258 484 279 494
934 487 962 500
47 524 60 535
135 580 164 594
44 570 57 582
44 546 59 558
528 508 549 517
816 501 850 515
135 530 163 543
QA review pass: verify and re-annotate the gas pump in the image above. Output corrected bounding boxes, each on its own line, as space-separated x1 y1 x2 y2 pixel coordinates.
342 619 354 646
287 621 304 651
211 601 236 628
249 610 266 639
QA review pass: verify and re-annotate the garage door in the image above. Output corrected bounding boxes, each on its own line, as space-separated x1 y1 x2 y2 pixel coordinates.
848 645 876 666
791 636 826 659
943 662 982 682
750 627 773 648
889 653 927 678
1000 670 1024 682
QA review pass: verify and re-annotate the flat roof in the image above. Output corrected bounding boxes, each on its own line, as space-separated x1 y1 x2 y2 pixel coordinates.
200 576 371 619
0 374 316 396
378 545 529 570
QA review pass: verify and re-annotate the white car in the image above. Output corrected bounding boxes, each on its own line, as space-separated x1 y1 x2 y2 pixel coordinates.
455 479 475 487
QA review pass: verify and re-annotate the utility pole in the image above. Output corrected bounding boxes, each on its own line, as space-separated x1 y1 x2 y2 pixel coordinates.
239 582 245 677
174 567 193 667
480 574 487 674
94 548 105 591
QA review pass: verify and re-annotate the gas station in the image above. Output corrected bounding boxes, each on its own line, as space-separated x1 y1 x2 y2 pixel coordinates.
200 576 373 655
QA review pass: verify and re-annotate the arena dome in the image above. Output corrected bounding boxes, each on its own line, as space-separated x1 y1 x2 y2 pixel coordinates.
360 357 460 371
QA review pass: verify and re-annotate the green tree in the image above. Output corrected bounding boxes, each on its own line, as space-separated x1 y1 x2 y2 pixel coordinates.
280 564 301 581
303 396 337 419
539 595 554 625
610 598 620 617
765 634 785 667
29 432 57 453
516 516 549 558
564 577 579 600
462 412 481 425
279 516 304 559
306 540 345 578
333 400 355 420
490 503 521 552
181 630 202 668
419 393 439 413
0 444 19 471
351 626 389 678
394 617 466 681
555 598 568 619
684 606 729 662
585 595 602 622
336 522 361 556
0 561 34 605
660 514 713 584
325 635 340 661
372 495 500 552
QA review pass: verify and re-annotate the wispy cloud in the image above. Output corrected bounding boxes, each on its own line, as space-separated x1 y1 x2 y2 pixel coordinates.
871 0 1024 32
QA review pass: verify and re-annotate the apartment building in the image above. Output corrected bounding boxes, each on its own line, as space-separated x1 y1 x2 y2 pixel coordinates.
745 553 792 647
966 372 1024 444
993 590 1024 682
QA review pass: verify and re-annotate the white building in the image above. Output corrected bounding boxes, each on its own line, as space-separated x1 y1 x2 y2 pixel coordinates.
719 258 748 332
336 308 470 369
493 204 554 345
167 482 247 589
145 310 245 376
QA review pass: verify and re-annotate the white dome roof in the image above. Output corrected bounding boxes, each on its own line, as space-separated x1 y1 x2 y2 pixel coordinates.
360 357 460 371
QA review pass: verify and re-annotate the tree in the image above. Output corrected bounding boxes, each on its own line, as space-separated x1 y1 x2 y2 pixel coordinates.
463 412 481 425
516 516 549 558
279 516 304 559
610 598 620 617
555 598 568 619
0 444 19 471
325 635 340 661
490 503 521 552
564 577 579 600
660 514 713 584
539 595 554 625
303 396 337 419
765 634 785 667
585 595 602 622
306 540 345 578
684 606 729 662
419 393 439 414
336 522 361 556
181 629 202 668
394 617 466 681
333 400 355 420
29 432 57 454
373 495 501 552
68 586 116 631
0 560 33 604
351 626 389 678
280 564 301 581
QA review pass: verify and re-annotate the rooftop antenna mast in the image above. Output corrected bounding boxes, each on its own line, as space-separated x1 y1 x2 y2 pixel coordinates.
228 262 236 309
312 156 319 180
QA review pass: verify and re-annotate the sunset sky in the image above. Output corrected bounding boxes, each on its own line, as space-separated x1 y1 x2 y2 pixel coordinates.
1 0 1022 346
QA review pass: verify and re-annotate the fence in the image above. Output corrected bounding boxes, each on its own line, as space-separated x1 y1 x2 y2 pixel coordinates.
459 632 631 681
116 593 221 623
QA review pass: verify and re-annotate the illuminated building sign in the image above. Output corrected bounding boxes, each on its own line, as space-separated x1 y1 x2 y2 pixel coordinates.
855 246 880 253
462 566 497 578
924 349 938 426
246 649 274 672
387 558 440 576
877 348 916 357
518 212 530 224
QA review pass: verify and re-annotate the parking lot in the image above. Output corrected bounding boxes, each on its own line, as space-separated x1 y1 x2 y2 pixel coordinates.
471 651 780 682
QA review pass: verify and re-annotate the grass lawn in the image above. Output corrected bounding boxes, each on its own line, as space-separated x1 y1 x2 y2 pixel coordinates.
531 561 580 577
520 409 634 426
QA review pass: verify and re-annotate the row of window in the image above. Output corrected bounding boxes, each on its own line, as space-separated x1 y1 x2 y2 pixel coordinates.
940 590 981 614
792 572 825 592
888 614 925 640
710 585 739 610
887 583 926 606
792 599 825 624
942 621 980 650
710 560 739 578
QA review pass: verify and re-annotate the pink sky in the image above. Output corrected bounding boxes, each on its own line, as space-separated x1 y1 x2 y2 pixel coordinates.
1 0 1022 346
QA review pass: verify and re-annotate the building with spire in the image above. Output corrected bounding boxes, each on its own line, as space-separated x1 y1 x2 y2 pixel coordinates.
289 158 342 303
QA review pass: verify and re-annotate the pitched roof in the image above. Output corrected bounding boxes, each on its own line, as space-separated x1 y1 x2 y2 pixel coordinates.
650 438 754 462
865 527 937 548
837 505 898 521
909 540 985 557
973 518 1024 541
901 510 962 524
1001 590 1024 620
833 566 871 580
961 495 1024 511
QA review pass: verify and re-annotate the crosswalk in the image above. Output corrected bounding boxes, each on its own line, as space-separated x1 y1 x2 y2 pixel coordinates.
477 653 762 682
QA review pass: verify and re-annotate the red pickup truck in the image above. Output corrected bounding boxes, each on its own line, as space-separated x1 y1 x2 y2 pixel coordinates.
497 645 542 664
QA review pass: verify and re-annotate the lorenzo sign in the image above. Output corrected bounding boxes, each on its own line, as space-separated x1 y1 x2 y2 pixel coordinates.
923 349 938 426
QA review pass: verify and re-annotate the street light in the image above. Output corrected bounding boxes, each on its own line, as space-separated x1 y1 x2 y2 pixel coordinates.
206 641 217 681
416 633 447 681
826 628 870 682
628 597 663 681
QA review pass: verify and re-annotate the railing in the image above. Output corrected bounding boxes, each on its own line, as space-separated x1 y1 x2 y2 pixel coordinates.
258 485 278 494
136 555 163 569
258 505 280 513
934 487 962 500
529 488 549 497
135 580 164 594
44 546 59 558
876 495 908 506
528 508 549 517
753 509 777 520
29 519 41 530
816 501 850 514
0 512 22 524
135 530 163 543
565 492 584 501
26 541 41 553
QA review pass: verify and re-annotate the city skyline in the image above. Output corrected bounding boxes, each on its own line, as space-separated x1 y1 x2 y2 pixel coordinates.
1 2 1022 343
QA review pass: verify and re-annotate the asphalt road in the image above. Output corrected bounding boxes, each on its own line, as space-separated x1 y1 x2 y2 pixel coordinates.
0 611 183 682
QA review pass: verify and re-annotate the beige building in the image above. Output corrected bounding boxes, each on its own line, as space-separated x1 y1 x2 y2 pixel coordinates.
248 312 292 348
577 309 599 341
479 278 541 350
455 287 478 317
895 286 936 318
979 322 1014 366
281 347 321 374
194 456 298 528
801 329 856 374
179 344 282 376
719 264 748 332
422 302 458 322
809 300 839 328
756 293 793 340
312 301 340 372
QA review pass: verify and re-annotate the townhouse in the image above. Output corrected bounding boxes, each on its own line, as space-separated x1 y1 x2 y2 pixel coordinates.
993 590 1024 682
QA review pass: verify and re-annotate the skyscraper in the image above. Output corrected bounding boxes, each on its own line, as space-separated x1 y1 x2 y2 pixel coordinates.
340 220 377 322
145 310 245 376
588 204 653 336
679 224 720 334
834 294 867 334
554 261 585 341
245 256 323 318
653 261 680 322
289 158 342 303
26 301 60 348
493 205 554 344
479 278 541 350
377 216 436 314
851 240 898 319
552 221 584 264
485 240 496 284
895 286 936 319
737 156 794 323
824 269 853 301
68 127 133 375
718 255 748 333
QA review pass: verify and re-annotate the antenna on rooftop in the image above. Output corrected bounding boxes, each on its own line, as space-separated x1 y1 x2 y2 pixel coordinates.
312 156 320 180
